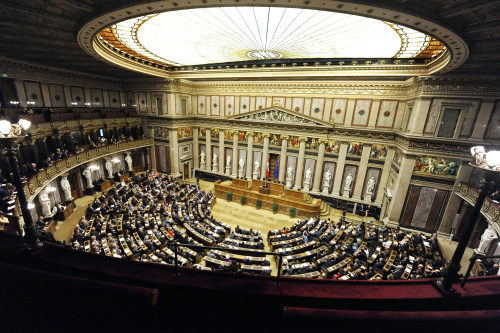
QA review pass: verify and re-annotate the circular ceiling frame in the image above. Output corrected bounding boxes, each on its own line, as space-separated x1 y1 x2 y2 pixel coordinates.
78 0 468 79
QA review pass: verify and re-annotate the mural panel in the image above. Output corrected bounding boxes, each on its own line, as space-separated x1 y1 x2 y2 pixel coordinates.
269 134 282 146
305 138 319 151
211 128 219 139
253 133 264 145
198 127 206 138
413 155 460 177
325 140 341 154
370 144 388 159
288 136 301 149
177 127 192 139
224 129 234 141
347 142 363 156
153 127 169 139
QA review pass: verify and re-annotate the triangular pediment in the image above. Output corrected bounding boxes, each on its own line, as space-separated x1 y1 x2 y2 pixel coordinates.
229 106 333 128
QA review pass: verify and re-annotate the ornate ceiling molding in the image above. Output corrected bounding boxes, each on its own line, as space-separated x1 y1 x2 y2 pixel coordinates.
79 0 468 78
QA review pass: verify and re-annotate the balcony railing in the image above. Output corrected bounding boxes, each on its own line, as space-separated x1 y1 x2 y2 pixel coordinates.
23 138 153 202
456 182 500 225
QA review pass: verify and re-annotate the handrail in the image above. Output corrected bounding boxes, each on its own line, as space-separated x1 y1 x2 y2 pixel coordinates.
23 138 154 202
460 253 500 288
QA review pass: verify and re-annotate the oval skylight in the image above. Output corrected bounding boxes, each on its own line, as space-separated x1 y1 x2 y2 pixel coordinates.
103 6 442 67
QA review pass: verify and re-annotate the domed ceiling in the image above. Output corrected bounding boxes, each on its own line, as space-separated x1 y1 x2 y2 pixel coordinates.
98 7 444 67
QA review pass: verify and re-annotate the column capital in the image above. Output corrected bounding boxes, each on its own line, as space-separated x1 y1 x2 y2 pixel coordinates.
340 140 350 145
402 152 419 160
298 136 308 142
281 135 290 141
246 131 254 137
318 138 329 145
262 133 271 138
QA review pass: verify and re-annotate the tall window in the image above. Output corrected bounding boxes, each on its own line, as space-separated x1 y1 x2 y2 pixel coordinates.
437 108 461 138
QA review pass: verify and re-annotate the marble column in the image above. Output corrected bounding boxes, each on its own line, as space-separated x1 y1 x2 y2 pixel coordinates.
375 148 396 204
246 132 254 179
193 127 199 169
311 139 328 193
293 137 307 190
260 134 270 179
385 153 417 227
219 130 224 174
353 143 372 200
232 131 238 178
438 163 474 237
331 141 349 196
278 135 289 182
148 128 156 171
205 128 211 171
168 128 180 176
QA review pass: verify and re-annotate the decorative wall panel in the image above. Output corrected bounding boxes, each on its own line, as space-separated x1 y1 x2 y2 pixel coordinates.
23 81 44 107
225 96 235 116
376 100 399 128
331 98 348 124
352 99 372 126
48 84 66 107
197 95 206 115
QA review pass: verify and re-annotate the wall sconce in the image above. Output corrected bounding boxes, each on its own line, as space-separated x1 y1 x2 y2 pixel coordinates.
112 158 120 164
471 146 500 171
46 186 56 193
0 119 31 137
27 101 35 106
10 101 20 106
28 203 35 210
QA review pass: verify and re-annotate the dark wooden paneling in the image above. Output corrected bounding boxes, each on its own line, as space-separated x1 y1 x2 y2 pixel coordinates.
401 185 421 227
165 146 171 174
425 189 446 232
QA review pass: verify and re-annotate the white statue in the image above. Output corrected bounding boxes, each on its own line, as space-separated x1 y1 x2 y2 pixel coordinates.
212 153 218 167
323 170 332 187
105 159 113 178
238 157 245 171
304 168 312 184
286 165 293 181
226 154 231 168
125 153 133 172
60 176 73 201
477 224 498 254
366 176 376 194
200 151 205 164
82 166 93 188
253 159 260 179
39 189 52 217
344 173 353 191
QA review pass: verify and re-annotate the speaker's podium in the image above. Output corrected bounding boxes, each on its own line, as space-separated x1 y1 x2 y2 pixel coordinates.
259 182 270 195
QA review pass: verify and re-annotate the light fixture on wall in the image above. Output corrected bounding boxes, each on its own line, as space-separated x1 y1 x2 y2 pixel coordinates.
27 101 35 106
112 157 120 164
9 101 19 106
0 119 31 137
90 165 100 171
438 145 500 293
71 102 78 106
27 203 35 210
0 118 40 249
471 146 500 171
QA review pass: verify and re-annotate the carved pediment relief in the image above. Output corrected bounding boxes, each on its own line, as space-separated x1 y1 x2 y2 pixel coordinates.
229 107 332 128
